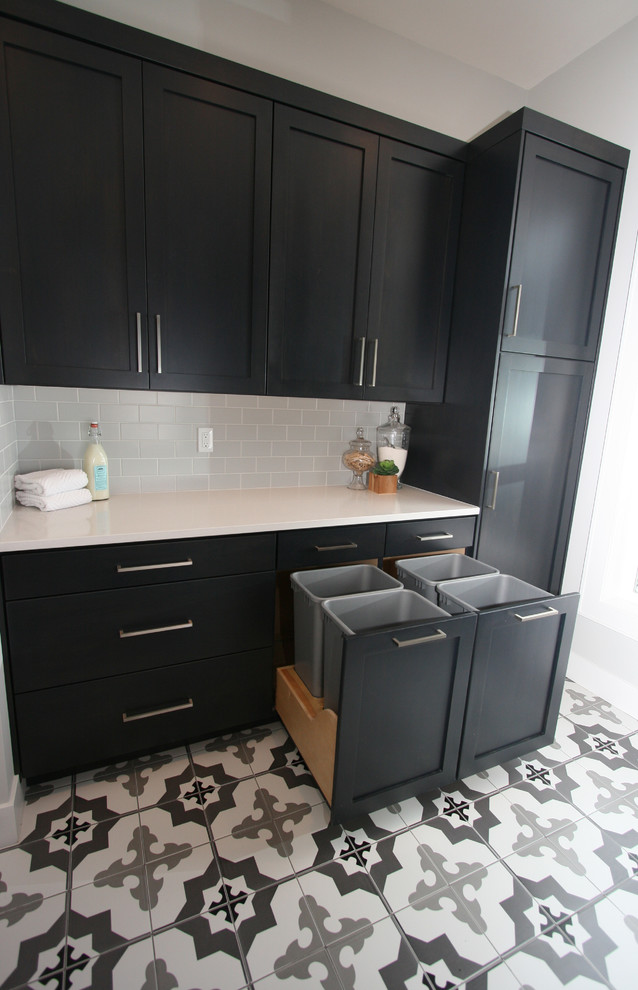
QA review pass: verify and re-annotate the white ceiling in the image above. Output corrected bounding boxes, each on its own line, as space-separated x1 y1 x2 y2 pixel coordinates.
320 0 638 89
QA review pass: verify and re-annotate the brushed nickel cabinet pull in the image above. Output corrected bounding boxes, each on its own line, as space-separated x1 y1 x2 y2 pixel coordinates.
369 338 379 387
156 314 162 373
514 606 559 622
356 337 366 387
392 629 447 647
487 470 500 511
117 559 193 573
136 312 143 373
504 283 523 337
119 619 193 638
314 541 358 551
122 698 194 723
416 532 453 542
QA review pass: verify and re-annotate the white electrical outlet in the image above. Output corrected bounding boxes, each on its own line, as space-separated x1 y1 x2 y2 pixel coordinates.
197 427 214 453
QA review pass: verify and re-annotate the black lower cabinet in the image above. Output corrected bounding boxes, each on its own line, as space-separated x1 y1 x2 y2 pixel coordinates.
457 593 579 777
330 613 476 822
15 648 274 780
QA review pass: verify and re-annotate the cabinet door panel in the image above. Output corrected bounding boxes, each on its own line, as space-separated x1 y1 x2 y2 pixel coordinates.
330 613 476 822
367 140 463 401
0 22 147 387
503 135 624 360
144 65 271 393
457 593 578 777
268 106 378 398
478 354 593 593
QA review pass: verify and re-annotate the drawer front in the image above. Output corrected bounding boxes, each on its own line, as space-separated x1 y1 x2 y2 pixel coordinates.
14 648 274 780
277 524 385 570
1 532 276 600
8 572 275 692
385 516 476 557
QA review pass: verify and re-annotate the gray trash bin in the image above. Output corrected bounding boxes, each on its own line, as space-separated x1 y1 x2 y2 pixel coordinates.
291 564 403 696
322 588 450 712
436 573 552 614
396 553 498 604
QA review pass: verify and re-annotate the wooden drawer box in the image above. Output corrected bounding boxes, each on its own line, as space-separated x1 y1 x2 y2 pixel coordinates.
1 532 276 600
7 572 275 692
385 515 476 557
14 648 274 780
277 523 385 570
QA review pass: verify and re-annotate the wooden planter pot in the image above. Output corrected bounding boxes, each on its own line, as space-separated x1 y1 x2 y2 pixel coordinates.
368 473 398 494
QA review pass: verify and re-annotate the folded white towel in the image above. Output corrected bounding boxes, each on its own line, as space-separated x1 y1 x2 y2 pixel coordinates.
14 468 88 496
15 488 93 511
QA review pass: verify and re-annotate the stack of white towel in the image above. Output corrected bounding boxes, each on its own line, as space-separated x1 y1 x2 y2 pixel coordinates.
14 469 92 511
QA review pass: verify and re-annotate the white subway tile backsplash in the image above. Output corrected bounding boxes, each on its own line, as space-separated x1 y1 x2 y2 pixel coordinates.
0 386 404 504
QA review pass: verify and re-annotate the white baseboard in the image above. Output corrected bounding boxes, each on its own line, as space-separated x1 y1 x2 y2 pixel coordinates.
0 774 25 849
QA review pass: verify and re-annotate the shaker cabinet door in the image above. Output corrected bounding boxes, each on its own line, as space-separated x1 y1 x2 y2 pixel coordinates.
144 65 272 394
477 353 594 593
366 139 463 402
0 21 147 387
267 106 378 399
502 134 624 361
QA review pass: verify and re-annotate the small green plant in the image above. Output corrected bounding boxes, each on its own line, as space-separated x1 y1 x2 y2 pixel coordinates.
370 459 399 476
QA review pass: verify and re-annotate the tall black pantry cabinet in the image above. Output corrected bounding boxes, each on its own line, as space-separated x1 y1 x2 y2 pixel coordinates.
403 109 628 594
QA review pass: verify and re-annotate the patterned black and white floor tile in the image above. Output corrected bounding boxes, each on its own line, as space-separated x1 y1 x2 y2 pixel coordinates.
3 680 638 990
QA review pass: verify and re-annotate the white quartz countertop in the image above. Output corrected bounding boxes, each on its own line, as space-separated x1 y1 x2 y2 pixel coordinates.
0 485 479 552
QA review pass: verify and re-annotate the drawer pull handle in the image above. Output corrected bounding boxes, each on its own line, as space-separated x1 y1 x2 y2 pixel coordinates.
122 698 194 723
392 629 447 648
117 559 193 573
504 283 523 338
314 542 358 551
356 337 366 387
514 606 559 623
119 619 193 638
136 312 143 373
416 533 453 542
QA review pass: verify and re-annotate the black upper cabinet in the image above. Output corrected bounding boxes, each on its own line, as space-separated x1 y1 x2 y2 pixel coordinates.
0 21 147 387
143 65 271 394
267 106 378 399
502 134 624 361
367 139 463 402
267 109 464 400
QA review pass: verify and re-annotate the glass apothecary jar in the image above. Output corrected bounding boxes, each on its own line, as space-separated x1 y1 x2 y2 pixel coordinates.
376 407 410 487
342 427 375 490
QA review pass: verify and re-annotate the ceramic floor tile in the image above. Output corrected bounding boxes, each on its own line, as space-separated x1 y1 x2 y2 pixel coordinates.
532 714 593 765
364 829 447 913
0 840 69 908
561 681 638 738
215 819 295 898
152 914 249 990
202 777 270 841
0 887 67 990
235 877 322 984
239 721 303 776
451 859 547 957
70 811 143 889
138 799 211 862
18 785 74 845
502 778 584 837
326 914 425 989
68 866 151 952
549 817 632 894
589 790 638 865
190 736 257 787
254 765 326 821
621 731 638 768
296 856 390 947
394 883 499 987
63 935 159 990
504 830 602 917
73 772 139 818
277 801 350 874
503 935 612 988
394 788 447 827
457 958 522 989
553 751 638 816
472 789 543 858
338 804 407 843
411 814 498 886
132 748 195 809
253 947 343 989
567 891 638 989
